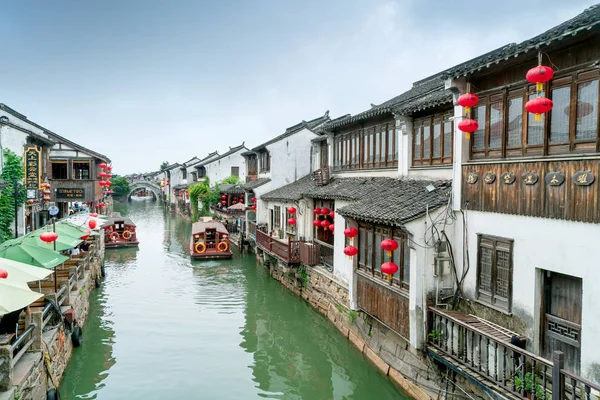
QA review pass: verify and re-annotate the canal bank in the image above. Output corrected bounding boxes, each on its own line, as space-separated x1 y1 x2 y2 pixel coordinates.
0 226 106 400
60 200 409 399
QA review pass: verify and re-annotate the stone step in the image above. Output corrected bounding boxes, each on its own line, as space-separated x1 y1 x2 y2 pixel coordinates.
11 351 42 386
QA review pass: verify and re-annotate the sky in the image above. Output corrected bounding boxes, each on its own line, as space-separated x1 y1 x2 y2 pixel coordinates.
1 0 598 174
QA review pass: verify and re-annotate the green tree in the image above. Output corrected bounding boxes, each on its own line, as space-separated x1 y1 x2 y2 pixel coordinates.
188 177 223 222
221 175 241 185
160 161 169 171
110 176 130 196
0 149 25 244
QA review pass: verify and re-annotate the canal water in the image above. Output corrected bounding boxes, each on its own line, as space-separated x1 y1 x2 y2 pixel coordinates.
60 200 409 399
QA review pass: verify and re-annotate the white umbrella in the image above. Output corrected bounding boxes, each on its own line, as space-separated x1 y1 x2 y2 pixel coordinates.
0 279 43 316
0 257 53 283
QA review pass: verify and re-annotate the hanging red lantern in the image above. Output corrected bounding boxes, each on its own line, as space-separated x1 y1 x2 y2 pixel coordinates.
0 269 7 279
99 163 107 169
221 200 226 205
313 207 322 215
381 262 399 281
457 93 479 114
106 173 112 179
106 180 112 186
221 195 226 199
343 227 359 238
90 212 98 217
380 238 399 257
458 118 479 139
312 220 321 228
99 171 107 178
43 195 51 202
321 207 330 215
107 165 112 171
320 220 331 230
40 231 58 244
252 197 257 202
88 219 97 229
526 65 555 92
288 218 296 226
80 230 90 240
100 202 106 208
108 190 114 194
251 205 257 211
329 211 335 219
343 246 358 257
329 224 334 233
42 189 51 195
287 206 296 214
99 180 107 187
525 97 553 122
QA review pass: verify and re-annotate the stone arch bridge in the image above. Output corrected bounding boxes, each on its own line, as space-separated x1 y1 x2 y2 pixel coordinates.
128 180 161 201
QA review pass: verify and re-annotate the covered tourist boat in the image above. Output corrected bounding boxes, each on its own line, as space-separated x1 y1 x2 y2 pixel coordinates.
103 212 139 248
190 218 232 259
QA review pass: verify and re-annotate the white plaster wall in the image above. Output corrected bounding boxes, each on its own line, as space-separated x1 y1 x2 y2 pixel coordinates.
464 211 600 377
0 125 28 164
0 110 48 138
334 169 398 179
267 128 316 188
168 168 185 204
252 182 273 226
332 200 353 289
408 167 453 180
204 150 246 184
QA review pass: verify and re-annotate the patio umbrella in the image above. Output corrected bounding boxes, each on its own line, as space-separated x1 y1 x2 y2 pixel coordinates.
0 279 44 316
23 230 82 252
54 221 89 239
0 257 53 283
0 242 68 269
227 202 246 211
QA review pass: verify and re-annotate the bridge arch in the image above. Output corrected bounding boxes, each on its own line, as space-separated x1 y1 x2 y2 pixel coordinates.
128 180 161 201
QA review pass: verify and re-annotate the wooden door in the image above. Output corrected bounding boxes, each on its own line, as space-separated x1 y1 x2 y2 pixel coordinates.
542 271 582 374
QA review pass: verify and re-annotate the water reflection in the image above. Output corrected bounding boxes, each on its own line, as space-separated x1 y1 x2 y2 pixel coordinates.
104 247 138 265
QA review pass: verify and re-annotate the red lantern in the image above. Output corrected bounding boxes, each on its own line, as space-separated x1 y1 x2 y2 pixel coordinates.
288 217 296 226
106 173 112 179
221 195 227 199
321 207 330 215
525 97 553 122
80 230 90 240
99 163 107 169
313 220 321 228
106 180 112 186
40 231 58 244
526 65 555 92
43 195 51 202
0 269 7 279
458 118 479 139
99 171 107 178
320 220 331 230
343 246 358 257
251 205 257 211
100 202 106 208
329 211 335 219
381 262 399 281
42 190 51 195
99 180 107 187
108 190 114 194
381 238 399 257
88 219 97 229
457 93 479 114
343 227 358 238
329 224 334 233
221 200 226 205
107 165 112 171
287 206 296 214
313 208 322 215
252 197 257 202
90 212 98 217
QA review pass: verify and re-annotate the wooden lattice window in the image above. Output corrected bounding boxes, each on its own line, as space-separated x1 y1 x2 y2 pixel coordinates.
273 206 281 229
476 234 514 313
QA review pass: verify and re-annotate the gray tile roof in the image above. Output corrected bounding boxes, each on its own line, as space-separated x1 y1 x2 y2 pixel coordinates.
336 179 452 227
199 144 247 166
262 175 452 226
251 111 330 151
441 3 600 79
223 184 246 194
243 178 271 190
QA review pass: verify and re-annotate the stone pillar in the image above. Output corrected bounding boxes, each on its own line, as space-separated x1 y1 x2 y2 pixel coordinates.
0 345 13 391
30 312 43 351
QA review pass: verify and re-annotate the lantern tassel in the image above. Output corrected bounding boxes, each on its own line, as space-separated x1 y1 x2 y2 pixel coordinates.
464 106 470 114
388 274 393 282
387 251 392 258
536 82 543 92
534 113 542 122
466 132 471 140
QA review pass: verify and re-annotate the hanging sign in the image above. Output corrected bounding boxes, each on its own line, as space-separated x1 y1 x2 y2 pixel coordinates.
56 188 85 199
48 205 59 216
24 146 41 189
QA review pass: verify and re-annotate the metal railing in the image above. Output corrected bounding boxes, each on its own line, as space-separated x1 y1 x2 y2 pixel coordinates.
57 285 68 307
427 308 600 400
12 324 35 367
42 302 53 328
315 240 334 271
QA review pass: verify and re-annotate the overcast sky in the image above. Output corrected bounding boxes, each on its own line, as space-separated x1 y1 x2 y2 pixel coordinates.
1 0 597 173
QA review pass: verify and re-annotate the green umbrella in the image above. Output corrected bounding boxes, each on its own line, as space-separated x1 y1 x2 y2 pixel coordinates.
0 242 68 269
54 222 88 239
23 230 82 252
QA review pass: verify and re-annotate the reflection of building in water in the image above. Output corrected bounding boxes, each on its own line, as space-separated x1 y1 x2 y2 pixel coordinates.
104 247 139 264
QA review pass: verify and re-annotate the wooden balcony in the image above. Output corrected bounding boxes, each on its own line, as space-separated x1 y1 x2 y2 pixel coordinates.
299 242 320 266
427 307 600 400
255 228 300 264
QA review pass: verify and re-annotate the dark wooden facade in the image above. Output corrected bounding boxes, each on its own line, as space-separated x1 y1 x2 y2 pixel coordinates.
357 272 409 339
462 158 600 223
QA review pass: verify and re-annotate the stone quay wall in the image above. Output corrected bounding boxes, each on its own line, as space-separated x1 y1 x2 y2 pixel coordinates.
256 252 451 400
0 236 105 400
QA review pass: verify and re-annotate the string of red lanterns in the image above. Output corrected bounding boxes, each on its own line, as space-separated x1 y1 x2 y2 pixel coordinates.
380 238 399 281
343 227 358 258
525 54 555 121
457 85 479 139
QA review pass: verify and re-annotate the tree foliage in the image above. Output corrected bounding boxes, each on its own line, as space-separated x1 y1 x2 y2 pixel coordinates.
220 175 241 185
111 176 130 196
0 149 25 244
160 161 169 171
188 177 225 222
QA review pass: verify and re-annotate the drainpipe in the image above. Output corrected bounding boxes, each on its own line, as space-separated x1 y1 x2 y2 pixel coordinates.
422 204 429 349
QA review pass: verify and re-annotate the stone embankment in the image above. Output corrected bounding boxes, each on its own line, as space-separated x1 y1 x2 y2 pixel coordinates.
0 235 106 400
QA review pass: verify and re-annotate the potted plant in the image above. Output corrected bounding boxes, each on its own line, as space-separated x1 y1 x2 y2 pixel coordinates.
515 370 546 400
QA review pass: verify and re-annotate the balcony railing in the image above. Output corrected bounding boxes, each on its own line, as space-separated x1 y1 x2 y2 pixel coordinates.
427 307 600 400
12 323 35 367
255 229 300 263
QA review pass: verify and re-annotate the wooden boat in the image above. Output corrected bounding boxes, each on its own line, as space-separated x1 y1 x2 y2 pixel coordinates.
189 218 232 259
103 212 139 248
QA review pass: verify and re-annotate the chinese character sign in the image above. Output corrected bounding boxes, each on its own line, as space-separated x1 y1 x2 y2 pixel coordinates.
56 188 85 199
23 146 41 189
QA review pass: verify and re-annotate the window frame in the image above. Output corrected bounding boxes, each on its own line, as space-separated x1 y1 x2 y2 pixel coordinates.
357 223 410 290
476 234 514 313
72 161 90 180
470 68 600 160
51 160 68 180
231 166 239 177
412 112 454 166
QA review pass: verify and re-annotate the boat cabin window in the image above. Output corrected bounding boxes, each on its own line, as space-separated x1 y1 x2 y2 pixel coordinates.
206 228 216 244
114 221 125 232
